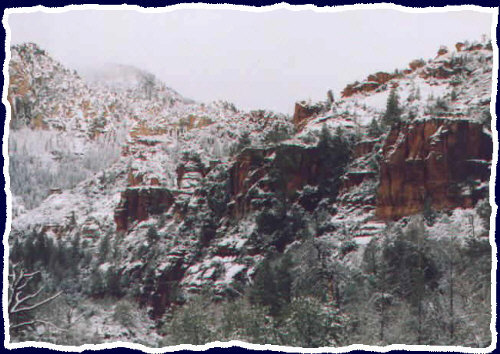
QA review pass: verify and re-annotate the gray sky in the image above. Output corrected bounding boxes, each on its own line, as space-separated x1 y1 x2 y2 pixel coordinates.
6 7 494 114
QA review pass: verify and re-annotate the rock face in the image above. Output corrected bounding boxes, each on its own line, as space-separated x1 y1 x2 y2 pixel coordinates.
293 101 328 130
376 119 492 220
341 71 398 98
353 138 380 158
176 160 208 189
114 187 175 231
437 46 449 57
228 144 337 217
409 59 426 71
455 42 465 52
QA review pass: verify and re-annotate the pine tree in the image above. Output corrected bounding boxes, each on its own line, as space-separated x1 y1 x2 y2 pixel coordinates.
106 266 122 297
146 226 159 242
249 255 293 317
89 268 106 296
98 233 111 264
363 237 393 344
249 259 276 311
230 131 252 156
317 124 351 199
283 297 346 347
368 118 383 138
327 89 335 105
382 87 402 127
164 296 214 345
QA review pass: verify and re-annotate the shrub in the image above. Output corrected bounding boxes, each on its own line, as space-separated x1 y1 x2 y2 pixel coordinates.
113 300 136 328
162 297 215 345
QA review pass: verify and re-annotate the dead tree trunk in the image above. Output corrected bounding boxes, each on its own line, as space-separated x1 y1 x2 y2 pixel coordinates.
8 262 62 331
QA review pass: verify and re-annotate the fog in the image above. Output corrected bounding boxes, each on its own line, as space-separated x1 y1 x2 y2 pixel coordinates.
6 6 494 114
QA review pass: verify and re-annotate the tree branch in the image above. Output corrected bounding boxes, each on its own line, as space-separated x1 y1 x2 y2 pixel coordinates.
12 291 63 314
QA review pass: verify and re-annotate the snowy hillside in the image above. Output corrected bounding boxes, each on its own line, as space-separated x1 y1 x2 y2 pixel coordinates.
5 38 494 347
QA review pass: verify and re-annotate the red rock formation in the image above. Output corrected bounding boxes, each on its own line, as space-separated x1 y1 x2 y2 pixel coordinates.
376 119 492 220
293 101 326 130
228 148 269 217
367 72 394 85
127 169 143 186
353 139 379 159
409 59 426 71
437 46 449 57
455 42 465 52
339 139 379 194
176 160 208 189
341 72 396 98
341 171 377 190
228 145 339 217
151 255 185 318
420 65 461 80
114 187 175 231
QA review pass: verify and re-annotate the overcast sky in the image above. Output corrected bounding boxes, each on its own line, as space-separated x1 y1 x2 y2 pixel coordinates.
6 7 495 114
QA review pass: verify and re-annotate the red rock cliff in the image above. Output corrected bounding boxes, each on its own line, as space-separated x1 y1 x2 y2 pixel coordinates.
376 119 492 220
228 144 338 216
114 187 175 231
293 101 328 130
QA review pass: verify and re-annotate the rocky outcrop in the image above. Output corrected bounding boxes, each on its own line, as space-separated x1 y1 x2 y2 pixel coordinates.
341 171 378 191
455 42 465 52
376 119 492 220
150 254 185 318
437 46 449 57
353 138 380 159
339 139 379 200
228 144 346 217
419 62 468 80
228 148 272 217
114 187 175 231
409 59 426 71
293 101 328 130
176 160 208 189
341 71 398 98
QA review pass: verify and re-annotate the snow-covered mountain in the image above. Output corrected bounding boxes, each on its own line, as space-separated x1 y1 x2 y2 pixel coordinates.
5 38 494 346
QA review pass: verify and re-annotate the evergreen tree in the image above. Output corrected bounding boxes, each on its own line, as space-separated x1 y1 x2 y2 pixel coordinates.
283 297 346 347
89 268 106 296
317 124 351 199
23 234 36 270
232 131 251 155
423 197 437 226
383 219 440 343
368 118 383 138
98 233 111 264
146 226 159 242
106 266 122 297
382 87 402 127
70 233 82 263
163 297 214 345
249 254 294 317
10 238 22 264
263 124 291 145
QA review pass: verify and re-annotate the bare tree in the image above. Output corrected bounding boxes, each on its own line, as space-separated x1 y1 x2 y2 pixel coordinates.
8 261 63 332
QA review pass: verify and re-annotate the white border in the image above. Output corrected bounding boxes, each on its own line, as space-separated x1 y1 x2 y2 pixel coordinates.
2 3 498 353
